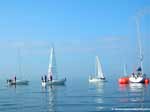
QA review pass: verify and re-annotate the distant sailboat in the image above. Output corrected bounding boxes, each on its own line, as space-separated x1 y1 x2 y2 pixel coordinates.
89 56 106 82
7 49 29 85
41 47 66 86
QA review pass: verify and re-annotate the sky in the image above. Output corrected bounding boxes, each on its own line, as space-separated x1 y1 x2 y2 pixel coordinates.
0 0 149 80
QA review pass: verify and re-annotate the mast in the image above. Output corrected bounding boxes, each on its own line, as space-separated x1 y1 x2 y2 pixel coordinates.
123 64 127 76
17 48 22 79
135 18 143 75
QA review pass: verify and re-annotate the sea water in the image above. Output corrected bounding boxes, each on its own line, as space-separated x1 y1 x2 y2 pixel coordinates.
0 76 150 112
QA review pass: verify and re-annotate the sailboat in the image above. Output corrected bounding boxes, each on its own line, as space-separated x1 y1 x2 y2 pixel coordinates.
89 56 106 82
129 19 146 83
41 47 66 86
7 49 29 85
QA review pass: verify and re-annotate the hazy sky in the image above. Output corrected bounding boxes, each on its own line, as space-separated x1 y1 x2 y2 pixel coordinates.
0 0 149 80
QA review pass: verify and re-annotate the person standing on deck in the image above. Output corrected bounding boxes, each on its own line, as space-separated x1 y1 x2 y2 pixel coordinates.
41 76 44 82
50 75 53 82
14 76 16 83
44 75 47 82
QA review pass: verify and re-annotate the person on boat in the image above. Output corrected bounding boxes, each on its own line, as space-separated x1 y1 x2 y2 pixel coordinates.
44 75 47 82
14 76 16 83
132 72 135 77
41 76 44 82
7 78 13 84
50 75 53 81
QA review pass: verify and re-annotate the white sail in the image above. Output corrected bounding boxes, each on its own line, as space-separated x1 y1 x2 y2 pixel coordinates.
48 48 57 80
96 56 105 79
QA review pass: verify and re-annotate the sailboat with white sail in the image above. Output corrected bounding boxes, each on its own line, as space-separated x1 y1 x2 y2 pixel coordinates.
7 49 29 85
129 19 146 83
41 47 66 86
89 56 106 82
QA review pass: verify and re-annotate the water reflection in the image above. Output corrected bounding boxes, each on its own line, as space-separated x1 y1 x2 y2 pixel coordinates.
118 83 146 109
42 86 57 112
129 83 146 110
47 86 57 112
7 84 16 89
89 82 105 111
95 83 104 104
119 83 144 92
129 83 144 92
119 84 128 92
89 82 105 94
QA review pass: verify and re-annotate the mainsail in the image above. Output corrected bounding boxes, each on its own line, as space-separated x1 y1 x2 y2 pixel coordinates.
96 56 105 79
48 48 57 80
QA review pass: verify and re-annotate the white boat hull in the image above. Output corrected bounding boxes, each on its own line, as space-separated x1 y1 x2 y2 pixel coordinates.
41 82 46 87
7 79 29 85
42 78 66 86
89 77 106 83
129 76 145 83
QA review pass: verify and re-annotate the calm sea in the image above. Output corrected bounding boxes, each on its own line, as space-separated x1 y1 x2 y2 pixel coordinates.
0 77 150 112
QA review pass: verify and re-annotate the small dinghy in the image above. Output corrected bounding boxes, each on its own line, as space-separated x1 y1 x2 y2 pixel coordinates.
41 47 66 86
7 79 29 85
89 56 106 82
7 49 29 85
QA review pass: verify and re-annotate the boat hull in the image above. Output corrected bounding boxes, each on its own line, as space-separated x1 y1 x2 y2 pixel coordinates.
129 76 145 83
89 77 106 82
7 80 29 85
42 78 66 86
47 78 66 85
